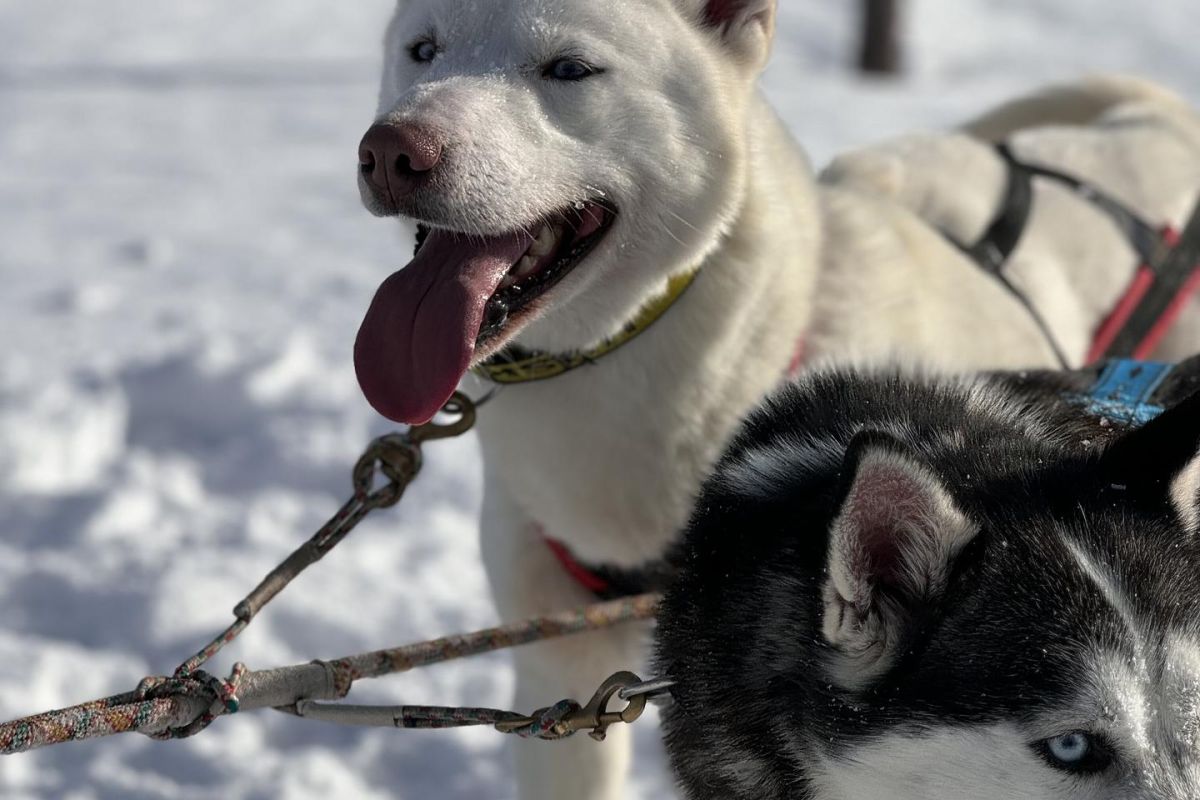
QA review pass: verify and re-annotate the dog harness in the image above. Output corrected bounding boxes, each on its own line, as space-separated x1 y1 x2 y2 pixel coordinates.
962 143 1200 368
1075 358 1174 425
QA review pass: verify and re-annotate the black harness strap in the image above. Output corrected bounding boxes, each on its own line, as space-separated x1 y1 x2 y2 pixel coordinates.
962 143 1199 366
1099 201 1200 360
1002 146 1165 266
961 145 1069 368
962 145 1035 275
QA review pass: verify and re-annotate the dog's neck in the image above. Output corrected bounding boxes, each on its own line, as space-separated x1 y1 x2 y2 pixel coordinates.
474 93 821 567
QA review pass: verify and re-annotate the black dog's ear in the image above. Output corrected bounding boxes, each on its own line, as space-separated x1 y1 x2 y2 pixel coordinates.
821 432 978 690
1100 389 1200 532
690 0 776 66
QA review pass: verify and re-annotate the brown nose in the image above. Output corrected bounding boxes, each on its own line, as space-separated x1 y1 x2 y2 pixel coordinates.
358 122 444 209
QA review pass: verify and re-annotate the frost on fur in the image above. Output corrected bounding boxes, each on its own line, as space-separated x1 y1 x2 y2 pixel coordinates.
822 435 977 689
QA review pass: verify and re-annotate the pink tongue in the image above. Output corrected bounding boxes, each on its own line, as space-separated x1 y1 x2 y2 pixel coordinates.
355 229 533 423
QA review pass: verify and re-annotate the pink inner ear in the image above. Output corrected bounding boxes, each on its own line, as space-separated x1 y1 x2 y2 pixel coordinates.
704 0 740 26
857 521 904 586
844 467 934 586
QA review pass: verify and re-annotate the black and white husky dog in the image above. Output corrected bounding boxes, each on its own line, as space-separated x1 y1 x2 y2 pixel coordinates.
655 358 1200 799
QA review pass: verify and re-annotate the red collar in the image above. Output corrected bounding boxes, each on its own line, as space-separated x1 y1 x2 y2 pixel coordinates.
544 537 613 596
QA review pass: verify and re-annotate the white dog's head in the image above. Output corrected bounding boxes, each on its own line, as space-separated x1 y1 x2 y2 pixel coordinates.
354 0 776 422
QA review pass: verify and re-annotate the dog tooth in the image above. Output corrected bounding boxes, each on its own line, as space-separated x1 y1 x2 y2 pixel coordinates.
499 273 517 290
514 255 538 278
528 225 558 258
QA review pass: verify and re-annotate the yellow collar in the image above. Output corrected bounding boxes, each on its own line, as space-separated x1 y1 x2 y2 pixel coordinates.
474 268 701 384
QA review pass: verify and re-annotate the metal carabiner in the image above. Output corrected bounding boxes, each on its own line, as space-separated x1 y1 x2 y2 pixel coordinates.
563 671 648 742
492 671 649 741
349 392 477 509
407 392 477 445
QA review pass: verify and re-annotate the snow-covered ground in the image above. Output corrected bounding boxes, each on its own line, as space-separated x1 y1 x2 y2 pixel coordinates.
0 1 1196 798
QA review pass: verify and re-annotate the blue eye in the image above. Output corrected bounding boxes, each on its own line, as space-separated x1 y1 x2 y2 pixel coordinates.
410 40 438 63
544 58 600 81
1036 732 1113 774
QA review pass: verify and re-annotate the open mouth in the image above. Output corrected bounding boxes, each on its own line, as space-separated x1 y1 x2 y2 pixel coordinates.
354 200 616 424
476 202 615 348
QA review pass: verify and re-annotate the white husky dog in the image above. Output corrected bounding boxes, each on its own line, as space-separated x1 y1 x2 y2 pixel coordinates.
354 0 1200 796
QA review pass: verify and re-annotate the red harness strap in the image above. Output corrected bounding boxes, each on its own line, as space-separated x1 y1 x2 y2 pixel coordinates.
1087 226 1200 363
1088 263 1160 362
963 145 1200 368
1139 263 1200 355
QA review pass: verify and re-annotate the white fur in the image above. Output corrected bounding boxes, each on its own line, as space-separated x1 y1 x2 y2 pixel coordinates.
823 78 1200 366
811 725 1073 800
1065 537 1151 663
809 606 1200 798
1169 452 1200 533
367 2 1200 794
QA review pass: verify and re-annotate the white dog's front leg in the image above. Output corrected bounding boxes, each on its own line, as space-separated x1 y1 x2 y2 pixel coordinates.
480 484 648 800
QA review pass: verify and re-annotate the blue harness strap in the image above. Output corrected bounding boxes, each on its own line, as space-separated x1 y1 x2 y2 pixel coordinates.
1080 359 1174 425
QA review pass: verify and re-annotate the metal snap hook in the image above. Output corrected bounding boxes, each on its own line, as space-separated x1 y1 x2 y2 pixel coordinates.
408 392 477 444
564 671 648 742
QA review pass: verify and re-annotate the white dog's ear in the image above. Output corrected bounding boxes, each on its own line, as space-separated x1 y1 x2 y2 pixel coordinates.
821 434 977 689
692 0 776 66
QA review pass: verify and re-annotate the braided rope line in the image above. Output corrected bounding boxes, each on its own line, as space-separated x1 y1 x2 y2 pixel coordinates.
0 692 202 754
0 392 661 755
173 397 469 682
0 593 660 755
174 436 416 679
326 593 660 694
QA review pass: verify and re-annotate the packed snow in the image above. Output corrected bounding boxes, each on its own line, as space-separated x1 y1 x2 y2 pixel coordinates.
0 1 1196 797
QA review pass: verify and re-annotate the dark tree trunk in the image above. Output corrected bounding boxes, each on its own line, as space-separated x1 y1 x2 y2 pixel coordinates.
859 0 902 75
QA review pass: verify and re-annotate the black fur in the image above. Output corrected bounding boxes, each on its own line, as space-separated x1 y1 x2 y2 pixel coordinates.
655 358 1200 799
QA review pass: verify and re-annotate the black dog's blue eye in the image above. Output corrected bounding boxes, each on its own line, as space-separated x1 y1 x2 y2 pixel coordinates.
410 40 438 63
544 58 600 81
1035 732 1114 774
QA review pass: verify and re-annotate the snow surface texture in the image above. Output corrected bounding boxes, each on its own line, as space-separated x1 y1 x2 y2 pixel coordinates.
0 1 1196 798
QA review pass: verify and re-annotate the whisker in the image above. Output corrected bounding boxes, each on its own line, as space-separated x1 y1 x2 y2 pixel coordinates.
659 221 687 247
664 208 702 233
